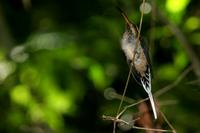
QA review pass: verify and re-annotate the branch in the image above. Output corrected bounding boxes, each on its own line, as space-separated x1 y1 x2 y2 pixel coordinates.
103 66 191 132
114 0 146 132
103 115 173 132
159 111 177 133
155 6 200 78
154 66 192 97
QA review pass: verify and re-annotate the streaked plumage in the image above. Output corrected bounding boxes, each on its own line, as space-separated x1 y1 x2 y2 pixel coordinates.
119 8 157 119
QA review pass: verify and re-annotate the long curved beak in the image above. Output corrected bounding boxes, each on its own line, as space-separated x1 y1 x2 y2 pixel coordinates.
117 7 132 27
117 7 139 37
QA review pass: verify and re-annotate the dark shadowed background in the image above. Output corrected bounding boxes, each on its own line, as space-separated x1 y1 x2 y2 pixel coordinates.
0 0 200 132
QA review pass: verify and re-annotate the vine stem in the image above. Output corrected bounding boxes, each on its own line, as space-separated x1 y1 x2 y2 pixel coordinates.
113 0 146 132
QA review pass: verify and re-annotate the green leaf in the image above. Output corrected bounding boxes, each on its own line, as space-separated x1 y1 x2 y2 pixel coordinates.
10 85 31 106
88 63 107 89
158 64 179 80
174 51 189 69
166 0 190 13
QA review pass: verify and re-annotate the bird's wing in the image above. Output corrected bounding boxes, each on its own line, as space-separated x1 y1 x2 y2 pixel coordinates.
127 59 142 86
140 37 153 74
127 37 152 86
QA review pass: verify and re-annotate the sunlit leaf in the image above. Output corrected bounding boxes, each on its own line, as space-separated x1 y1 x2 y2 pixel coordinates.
157 64 179 80
88 63 107 89
166 0 190 13
40 75 75 114
43 108 64 130
174 51 189 69
10 45 29 62
185 17 200 31
0 61 16 83
46 90 71 113
29 102 44 121
10 85 32 106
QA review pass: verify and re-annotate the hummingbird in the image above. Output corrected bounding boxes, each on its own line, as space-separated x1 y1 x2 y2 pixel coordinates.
118 8 157 119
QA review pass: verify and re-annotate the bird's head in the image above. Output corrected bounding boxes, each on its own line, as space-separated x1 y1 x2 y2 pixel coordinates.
117 8 139 39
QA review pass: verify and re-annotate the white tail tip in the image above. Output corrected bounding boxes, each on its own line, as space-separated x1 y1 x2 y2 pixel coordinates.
148 93 157 119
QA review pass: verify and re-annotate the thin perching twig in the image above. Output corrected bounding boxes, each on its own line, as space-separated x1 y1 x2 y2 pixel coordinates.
113 0 146 133
159 111 177 133
104 66 192 132
113 66 133 133
103 115 173 132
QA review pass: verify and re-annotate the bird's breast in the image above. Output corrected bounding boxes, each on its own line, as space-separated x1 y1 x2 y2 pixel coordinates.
121 33 148 77
121 42 135 60
121 33 137 60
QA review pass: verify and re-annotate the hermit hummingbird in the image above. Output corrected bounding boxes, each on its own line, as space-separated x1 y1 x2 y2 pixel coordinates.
119 8 157 119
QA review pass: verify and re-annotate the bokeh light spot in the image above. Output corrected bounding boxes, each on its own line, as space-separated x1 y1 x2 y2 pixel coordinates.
166 0 189 13
158 65 179 80
174 51 188 69
140 2 152 14
0 61 16 83
104 88 117 100
10 45 29 63
46 91 72 113
185 17 199 31
88 64 107 89
10 85 31 106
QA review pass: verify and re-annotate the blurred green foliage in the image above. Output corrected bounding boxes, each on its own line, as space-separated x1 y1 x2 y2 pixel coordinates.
0 0 200 133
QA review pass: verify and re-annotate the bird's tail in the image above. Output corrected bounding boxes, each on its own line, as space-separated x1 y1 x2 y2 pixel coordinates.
148 92 157 119
140 67 157 119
